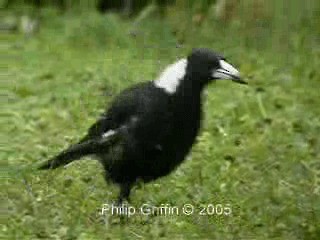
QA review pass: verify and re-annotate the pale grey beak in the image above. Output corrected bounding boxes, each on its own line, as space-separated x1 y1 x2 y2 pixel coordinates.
212 60 247 84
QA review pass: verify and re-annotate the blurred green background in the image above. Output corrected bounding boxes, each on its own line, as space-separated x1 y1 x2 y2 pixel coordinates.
2 0 320 239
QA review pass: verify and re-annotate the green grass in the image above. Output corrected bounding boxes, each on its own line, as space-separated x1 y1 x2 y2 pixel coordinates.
2 8 320 239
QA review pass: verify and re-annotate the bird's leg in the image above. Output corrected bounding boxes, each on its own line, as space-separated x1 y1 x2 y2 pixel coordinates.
117 182 132 205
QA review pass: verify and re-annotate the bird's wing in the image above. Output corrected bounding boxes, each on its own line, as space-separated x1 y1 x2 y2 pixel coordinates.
119 86 174 150
80 82 151 142
82 82 173 150
78 115 112 143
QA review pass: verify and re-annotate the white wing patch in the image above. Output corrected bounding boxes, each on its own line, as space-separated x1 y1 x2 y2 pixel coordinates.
154 58 187 94
102 130 116 138
102 116 139 139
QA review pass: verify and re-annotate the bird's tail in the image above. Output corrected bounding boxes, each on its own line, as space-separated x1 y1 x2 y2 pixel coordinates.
38 131 120 170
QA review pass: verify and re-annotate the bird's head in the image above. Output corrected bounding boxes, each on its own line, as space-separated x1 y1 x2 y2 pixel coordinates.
187 48 247 85
154 48 246 94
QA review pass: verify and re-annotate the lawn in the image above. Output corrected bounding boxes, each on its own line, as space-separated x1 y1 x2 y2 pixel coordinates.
3 7 320 239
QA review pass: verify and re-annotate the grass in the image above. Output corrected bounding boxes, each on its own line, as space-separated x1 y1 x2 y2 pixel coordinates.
2 6 320 239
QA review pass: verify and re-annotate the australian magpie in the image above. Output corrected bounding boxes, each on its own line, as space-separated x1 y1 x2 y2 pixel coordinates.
39 48 246 202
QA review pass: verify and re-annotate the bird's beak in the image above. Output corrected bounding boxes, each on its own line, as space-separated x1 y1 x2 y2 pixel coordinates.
212 60 247 84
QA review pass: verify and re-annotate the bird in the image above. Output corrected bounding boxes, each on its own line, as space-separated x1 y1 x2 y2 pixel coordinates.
38 48 247 203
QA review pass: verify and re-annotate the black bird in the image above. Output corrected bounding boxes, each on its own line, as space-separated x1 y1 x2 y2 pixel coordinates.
39 48 246 202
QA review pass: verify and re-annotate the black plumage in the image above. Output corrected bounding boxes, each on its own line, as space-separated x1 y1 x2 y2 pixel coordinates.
39 48 246 202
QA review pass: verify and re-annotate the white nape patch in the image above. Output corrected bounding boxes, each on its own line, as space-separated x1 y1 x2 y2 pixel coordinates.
212 59 240 80
154 58 187 94
102 130 116 139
